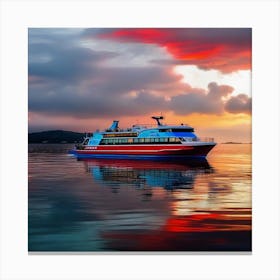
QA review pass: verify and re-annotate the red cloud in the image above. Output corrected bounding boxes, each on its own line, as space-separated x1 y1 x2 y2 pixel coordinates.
96 28 251 73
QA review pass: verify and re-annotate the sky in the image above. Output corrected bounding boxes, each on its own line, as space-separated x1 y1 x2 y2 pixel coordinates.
28 28 252 142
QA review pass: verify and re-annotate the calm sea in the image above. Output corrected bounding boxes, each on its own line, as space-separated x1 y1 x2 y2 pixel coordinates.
28 144 251 252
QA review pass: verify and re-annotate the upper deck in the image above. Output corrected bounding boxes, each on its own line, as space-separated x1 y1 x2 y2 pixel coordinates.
82 116 215 147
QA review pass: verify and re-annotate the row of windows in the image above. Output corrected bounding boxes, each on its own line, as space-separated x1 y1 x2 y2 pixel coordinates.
100 137 181 145
172 128 194 132
159 128 194 132
103 132 138 138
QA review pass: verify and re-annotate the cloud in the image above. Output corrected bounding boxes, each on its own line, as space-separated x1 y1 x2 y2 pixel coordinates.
225 94 252 114
90 28 251 73
169 82 234 115
28 28 251 132
28 28 185 118
29 42 117 82
29 86 168 119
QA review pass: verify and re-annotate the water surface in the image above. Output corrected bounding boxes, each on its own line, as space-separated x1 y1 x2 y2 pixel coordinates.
28 144 251 251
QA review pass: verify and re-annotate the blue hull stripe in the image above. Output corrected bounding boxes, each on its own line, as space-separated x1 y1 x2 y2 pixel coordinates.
69 150 206 160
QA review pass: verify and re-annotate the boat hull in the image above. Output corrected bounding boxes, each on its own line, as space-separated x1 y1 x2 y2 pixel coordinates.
70 143 216 159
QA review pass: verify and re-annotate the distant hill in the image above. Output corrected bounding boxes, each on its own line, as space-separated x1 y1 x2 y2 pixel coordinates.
28 130 86 143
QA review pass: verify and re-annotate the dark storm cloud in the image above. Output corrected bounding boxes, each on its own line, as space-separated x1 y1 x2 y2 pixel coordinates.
225 94 252 114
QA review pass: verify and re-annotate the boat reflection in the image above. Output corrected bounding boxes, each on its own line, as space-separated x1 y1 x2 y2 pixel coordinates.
79 158 214 191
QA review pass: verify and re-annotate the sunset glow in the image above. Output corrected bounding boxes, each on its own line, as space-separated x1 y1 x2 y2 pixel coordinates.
28 28 252 142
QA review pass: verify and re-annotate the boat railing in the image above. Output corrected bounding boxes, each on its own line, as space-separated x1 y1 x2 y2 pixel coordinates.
197 137 215 143
131 123 190 129
182 137 215 143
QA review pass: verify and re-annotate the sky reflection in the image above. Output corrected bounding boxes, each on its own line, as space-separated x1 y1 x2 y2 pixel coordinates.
29 144 251 251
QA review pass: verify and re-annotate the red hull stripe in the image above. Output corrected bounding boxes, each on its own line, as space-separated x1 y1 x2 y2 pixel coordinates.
77 144 215 156
85 145 194 151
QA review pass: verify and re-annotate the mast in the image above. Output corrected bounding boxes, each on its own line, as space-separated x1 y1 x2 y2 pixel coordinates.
151 116 164 126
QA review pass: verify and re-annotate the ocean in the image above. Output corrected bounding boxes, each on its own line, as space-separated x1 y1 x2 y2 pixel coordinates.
28 143 251 252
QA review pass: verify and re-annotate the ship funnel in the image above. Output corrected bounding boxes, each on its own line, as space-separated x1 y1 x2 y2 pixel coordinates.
151 116 164 126
109 120 119 131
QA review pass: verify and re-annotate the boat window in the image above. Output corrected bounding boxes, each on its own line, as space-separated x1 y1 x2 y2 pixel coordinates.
104 132 138 138
100 136 182 145
171 128 194 132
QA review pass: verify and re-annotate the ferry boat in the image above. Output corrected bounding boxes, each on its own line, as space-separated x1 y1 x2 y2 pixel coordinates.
70 116 216 159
